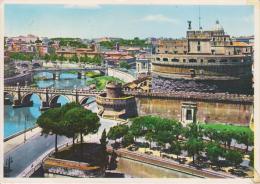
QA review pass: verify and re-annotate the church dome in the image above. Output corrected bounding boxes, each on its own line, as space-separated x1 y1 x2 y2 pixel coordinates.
212 20 224 32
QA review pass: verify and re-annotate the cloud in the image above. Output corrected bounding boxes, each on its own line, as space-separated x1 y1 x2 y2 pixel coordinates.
63 4 101 9
141 14 178 23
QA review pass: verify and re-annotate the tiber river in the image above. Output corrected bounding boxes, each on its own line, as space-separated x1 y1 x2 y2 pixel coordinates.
4 72 93 138
4 72 195 178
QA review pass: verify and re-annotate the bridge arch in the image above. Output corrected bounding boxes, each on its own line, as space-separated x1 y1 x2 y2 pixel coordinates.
49 95 71 108
32 63 41 68
4 92 14 105
21 93 42 106
4 92 13 98
21 63 29 68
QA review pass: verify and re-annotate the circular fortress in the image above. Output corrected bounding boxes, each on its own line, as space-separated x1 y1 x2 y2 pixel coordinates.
152 54 253 94
96 81 137 119
152 21 253 94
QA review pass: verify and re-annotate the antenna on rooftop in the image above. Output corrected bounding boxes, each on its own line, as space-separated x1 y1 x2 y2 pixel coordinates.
199 6 202 30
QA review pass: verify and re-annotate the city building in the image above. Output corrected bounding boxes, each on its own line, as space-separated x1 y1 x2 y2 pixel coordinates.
56 44 101 59
152 20 253 94
104 51 135 66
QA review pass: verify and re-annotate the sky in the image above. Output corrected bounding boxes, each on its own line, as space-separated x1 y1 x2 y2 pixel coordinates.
4 4 254 39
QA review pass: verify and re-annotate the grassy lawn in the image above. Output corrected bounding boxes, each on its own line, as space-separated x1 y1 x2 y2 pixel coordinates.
85 71 103 78
86 76 124 90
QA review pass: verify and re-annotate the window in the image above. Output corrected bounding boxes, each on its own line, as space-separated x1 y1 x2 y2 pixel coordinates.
189 59 197 63
197 46 201 51
183 59 186 62
208 59 216 63
156 57 160 61
165 51 168 54
172 59 179 62
200 59 203 63
186 109 192 120
220 59 227 63
163 58 168 62
198 41 200 45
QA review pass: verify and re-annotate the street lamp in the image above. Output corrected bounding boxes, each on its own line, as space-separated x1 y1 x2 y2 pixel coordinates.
24 114 28 143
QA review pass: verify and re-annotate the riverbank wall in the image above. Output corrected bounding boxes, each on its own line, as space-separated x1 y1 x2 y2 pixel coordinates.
107 147 236 178
107 68 135 83
4 72 33 86
134 96 252 125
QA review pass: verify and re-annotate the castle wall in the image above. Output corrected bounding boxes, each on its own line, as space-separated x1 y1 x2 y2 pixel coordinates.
136 97 252 125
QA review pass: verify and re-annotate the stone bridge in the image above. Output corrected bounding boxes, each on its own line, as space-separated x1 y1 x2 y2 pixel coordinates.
15 60 44 69
4 85 104 110
32 66 107 80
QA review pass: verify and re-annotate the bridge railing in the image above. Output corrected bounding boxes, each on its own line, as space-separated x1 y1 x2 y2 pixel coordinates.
4 86 105 95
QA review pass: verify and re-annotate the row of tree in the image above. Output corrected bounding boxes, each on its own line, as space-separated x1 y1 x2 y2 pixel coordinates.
50 38 88 48
36 102 100 153
43 54 102 65
10 52 34 61
107 116 254 169
100 37 149 49
200 123 254 152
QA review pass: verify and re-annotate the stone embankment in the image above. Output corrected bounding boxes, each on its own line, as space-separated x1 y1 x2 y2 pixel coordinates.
107 147 236 179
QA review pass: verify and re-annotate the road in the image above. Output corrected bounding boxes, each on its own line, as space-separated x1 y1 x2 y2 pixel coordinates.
4 133 70 177
4 102 118 177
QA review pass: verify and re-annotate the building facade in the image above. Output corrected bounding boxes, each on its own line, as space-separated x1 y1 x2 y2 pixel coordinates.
152 20 253 94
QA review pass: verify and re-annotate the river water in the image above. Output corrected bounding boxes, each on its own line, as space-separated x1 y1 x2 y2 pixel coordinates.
4 72 92 138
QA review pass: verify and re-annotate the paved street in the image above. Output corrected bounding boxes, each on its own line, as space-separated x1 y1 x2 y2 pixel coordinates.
4 102 118 177
4 133 70 177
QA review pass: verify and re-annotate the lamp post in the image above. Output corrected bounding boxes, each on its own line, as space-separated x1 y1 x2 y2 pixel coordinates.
24 114 28 143
5 156 13 176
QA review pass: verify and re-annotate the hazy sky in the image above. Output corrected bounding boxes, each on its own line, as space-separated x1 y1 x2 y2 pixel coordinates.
4 4 254 39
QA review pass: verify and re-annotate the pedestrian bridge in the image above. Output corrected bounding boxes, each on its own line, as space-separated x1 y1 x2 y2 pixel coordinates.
4 86 104 110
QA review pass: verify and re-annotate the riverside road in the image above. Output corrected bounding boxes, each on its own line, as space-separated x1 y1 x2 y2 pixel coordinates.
4 133 70 177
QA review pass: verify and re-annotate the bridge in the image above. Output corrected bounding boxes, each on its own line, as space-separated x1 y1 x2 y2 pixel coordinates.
4 85 104 110
31 66 107 80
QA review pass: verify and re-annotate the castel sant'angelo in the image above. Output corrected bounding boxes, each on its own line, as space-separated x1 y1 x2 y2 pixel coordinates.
152 20 253 95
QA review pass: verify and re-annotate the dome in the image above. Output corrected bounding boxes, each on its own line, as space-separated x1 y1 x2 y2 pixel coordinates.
212 20 224 32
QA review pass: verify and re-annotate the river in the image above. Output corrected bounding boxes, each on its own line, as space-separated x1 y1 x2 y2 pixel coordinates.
4 72 92 138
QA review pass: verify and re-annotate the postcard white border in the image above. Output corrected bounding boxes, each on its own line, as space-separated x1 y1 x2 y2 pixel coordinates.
0 0 259 183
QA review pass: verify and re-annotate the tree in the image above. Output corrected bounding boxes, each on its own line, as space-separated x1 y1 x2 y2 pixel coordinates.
107 124 129 143
64 107 100 144
36 108 63 152
225 150 243 168
44 54 50 63
63 107 100 159
249 150 254 167
35 39 42 44
100 129 108 148
170 141 182 159
122 133 134 147
185 138 204 164
206 142 224 167
69 55 79 63
119 61 130 69
236 130 254 152
60 102 83 148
